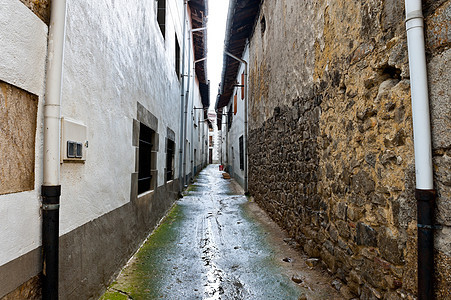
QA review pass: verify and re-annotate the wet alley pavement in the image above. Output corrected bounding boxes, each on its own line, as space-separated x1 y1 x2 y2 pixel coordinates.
100 165 342 300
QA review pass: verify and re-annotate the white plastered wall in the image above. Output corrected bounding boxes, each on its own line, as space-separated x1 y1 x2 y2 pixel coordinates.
226 47 248 187
0 0 48 266
0 0 204 267
59 0 187 234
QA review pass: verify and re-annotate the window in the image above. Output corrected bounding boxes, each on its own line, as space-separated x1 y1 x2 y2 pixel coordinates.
175 35 180 79
156 0 166 38
166 138 175 181
138 123 155 194
227 104 233 131
239 135 244 170
209 135 213 147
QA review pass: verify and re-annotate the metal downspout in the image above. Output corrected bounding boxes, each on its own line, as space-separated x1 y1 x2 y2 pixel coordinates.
190 94 194 178
183 27 207 184
179 0 188 192
192 56 207 177
182 33 191 186
224 51 248 193
42 0 67 298
405 1 436 298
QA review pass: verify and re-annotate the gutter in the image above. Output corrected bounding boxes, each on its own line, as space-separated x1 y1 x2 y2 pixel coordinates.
224 51 248 194
42 0 67 298
405 1 436 298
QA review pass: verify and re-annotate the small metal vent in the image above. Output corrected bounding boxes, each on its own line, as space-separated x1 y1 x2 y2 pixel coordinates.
76 143 83 158
67 141 83 159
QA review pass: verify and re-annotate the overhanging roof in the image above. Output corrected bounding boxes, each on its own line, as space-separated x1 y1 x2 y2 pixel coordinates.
215 0 262 112
189 0 210 108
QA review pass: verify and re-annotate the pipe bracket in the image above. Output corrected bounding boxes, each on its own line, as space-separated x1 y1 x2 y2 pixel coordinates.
41 203 60 211
406 10 423 22
417 223 443 230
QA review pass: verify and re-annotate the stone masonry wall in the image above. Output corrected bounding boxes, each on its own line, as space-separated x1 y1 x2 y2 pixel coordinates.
248 0 450 299
19 0 50 25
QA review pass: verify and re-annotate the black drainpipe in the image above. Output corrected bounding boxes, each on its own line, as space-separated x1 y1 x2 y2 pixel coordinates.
416 189 436 300
42 185 61 300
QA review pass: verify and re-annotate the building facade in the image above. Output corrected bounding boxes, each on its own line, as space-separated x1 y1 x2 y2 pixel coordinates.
207 111 219 164
218 0 450 299
0 0 208 298
216 47 248 189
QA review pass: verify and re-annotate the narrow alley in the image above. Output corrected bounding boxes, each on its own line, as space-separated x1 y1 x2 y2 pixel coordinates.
100 165 342 300
1 1 450 299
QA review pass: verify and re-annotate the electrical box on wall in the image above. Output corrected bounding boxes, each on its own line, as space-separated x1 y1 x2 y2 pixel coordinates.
61 118 87 162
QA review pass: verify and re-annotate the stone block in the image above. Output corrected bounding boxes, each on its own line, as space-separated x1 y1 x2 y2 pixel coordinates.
436 226 451 256
435 249 451 299
378 227 406 265
365 153 377 168
304 240 320 258
382 0 405 34
19 0 50 24
335 247 351 269
347 206 364 222
323 240 335 255
336 220 351 239
2 275 41 300
425 3 451 53
351 170 375 195
349 193 367 207
361 258 387 290
428 49 451 150
391 192 416 229
402 231 418 294
329 225 339 242
356 222 378 247
321 249 336 273
337 238 354 255
371 192 387 206
383 129 406 148
336 202 348 220
434 157 451 227
384 275 403 290
360 284 382 300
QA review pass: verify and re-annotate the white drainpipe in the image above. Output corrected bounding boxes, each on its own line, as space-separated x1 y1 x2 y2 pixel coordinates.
182 33 191 186
406 0 434 189
192 56 207 177
405 1 436 299
183 27 207 184
43 0 67 186
178 0 188 191
42 0 67 298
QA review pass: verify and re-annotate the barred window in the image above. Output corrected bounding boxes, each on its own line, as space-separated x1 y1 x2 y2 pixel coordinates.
138 123 154 194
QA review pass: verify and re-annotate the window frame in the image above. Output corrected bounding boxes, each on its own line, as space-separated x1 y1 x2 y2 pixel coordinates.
138 123 155 194
165 138 175 182
156 0 166 39
239 135 244 170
